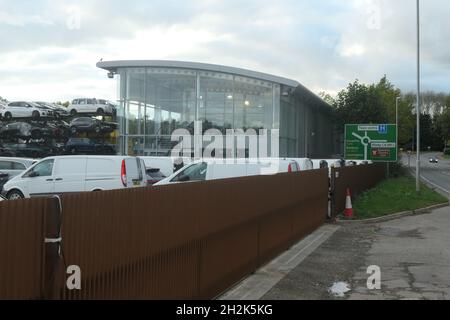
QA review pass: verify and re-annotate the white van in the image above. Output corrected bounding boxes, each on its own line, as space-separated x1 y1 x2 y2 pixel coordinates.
312 159 345 170
154 158 300 186
140 156 192 177
1 156 147 200
286 158 314 171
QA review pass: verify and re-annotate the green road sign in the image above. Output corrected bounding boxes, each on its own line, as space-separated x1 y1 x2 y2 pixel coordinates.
345 124 398 162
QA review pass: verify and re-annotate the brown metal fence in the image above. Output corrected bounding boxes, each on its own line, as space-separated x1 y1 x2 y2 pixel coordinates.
0 169 328 300
0 197 60 299
330 163 386 218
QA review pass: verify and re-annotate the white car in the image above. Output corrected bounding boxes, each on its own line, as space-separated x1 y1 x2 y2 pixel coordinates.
1 156 147 200
154 158 300 186
140 156 193 177
1 101 53 120
68 98 115 116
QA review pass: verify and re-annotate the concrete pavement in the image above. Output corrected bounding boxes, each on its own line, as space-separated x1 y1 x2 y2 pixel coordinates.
257 205 450 300
220 154 450 300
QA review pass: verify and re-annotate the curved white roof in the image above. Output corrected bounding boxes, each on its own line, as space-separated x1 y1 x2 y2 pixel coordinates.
96 60 331 109
97 60 300 88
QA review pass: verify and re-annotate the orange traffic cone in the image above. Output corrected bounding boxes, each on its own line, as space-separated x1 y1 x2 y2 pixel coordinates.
344 188 354 218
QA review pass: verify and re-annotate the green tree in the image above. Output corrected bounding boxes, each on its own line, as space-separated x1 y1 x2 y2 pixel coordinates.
333 79 387 130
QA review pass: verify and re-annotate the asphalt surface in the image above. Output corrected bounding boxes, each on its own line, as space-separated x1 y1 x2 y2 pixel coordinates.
402 152 450 195
224 153 450 300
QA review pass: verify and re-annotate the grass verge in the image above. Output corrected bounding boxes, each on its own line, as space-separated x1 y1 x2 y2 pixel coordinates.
352 176 449 220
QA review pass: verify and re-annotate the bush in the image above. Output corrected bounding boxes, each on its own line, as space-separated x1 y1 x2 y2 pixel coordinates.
445 148 450 155
389 160 409 178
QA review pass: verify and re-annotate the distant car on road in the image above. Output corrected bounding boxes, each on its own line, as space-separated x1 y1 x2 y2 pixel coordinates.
429 157 439 163
69 117 116 135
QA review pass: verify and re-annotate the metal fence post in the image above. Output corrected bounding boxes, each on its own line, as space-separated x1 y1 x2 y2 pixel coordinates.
42 196 63 299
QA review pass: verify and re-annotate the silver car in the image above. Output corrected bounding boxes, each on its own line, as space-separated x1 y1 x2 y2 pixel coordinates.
0 157 36 180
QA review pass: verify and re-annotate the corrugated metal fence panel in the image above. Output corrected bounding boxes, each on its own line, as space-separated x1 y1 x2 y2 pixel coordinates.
331 164 386 217
0 198 48 299
55 169 329 299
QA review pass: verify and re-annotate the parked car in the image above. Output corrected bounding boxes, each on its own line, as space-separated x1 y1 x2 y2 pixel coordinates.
68 98 115 116
0 143 16 157
1 101 53 120
97 99 117 116
65 138 116 155
0 171 9 190
69 117 117 134
154 158 300 186
146 168 166 185
1 156 147 199
0 122 55 141
34 102 70 118
2 143 59 159
0 157 36 181
140 156 192 177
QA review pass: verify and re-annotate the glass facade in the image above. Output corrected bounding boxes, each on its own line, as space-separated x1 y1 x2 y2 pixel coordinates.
116 67 285 157
111 64 334 158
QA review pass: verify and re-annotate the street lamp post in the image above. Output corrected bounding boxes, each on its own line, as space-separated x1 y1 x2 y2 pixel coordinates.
416 0 421 194
396 96 400 145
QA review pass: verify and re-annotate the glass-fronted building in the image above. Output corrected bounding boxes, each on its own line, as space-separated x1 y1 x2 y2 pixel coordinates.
97 60 335 158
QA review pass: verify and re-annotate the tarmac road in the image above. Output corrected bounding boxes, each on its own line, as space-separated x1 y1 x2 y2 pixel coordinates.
402 152 450 195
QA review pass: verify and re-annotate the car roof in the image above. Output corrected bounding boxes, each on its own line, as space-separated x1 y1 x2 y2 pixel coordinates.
0 157 35 163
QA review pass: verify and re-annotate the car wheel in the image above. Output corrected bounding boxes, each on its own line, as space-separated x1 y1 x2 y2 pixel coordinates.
7 189 24 200
70 147 77 155
96 108 104 116
70 126 77 134
4 112 12 120
94 126 101 134
32 111 40 119
70 109 77 116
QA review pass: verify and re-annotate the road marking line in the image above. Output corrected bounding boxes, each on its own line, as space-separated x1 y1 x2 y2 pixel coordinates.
420 175 450 194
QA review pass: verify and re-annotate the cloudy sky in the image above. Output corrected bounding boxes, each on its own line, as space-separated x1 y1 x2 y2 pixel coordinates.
0 0 449 102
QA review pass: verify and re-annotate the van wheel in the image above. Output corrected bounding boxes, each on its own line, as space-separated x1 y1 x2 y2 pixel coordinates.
32 111 40 119
7 190 24 200
70 109 77 116
4 112 12 120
